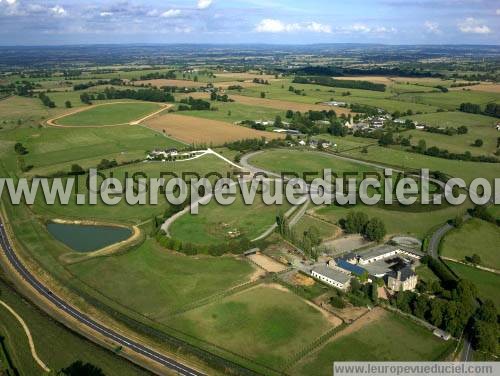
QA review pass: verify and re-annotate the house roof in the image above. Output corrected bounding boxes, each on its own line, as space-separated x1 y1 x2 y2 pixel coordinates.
359 244 399 260
334 258 366 276
312 265 351 284
388 265 416 282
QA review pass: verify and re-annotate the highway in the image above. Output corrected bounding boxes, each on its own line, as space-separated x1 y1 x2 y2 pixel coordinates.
0 219 205 376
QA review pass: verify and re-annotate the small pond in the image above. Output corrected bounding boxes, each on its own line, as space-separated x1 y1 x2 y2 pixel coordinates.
47 222 132 253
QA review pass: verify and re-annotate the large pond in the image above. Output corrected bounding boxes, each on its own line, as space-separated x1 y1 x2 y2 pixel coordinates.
47 222 132 253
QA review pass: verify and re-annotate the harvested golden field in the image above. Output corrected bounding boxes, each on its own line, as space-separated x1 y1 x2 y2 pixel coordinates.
145 113 284 145
230 94 352 115
333 76 394 84
449 83 500 93
133 79 202 88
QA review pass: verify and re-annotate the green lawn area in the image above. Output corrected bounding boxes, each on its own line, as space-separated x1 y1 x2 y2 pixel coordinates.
248 149 373 177
416 264 440 285
32 154 233 224
167 284 335 371
446 261 500 308
178 101 286 124
293 214 339 240
0 277 146 376
441 219 500 270
56 102 161 126
401 111 499 156
397 90 500 111
0 123 183 178
340 144 499 184
0 95 62 130
315 201 470 240
170 189 290 244
291 310 454 376
68 239 254 321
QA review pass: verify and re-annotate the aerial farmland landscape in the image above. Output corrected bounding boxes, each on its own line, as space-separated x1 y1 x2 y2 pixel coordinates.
0 1 499 376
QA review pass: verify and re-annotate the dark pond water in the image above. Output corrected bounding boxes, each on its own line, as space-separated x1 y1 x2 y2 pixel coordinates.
47 222 132 252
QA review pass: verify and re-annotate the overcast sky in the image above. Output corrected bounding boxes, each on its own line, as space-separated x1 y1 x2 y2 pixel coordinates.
0 0 498 45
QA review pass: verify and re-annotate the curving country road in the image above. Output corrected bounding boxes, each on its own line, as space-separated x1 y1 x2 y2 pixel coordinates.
0 219 205 376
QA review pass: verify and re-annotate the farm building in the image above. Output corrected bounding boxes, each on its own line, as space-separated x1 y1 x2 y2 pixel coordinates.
329 258 367 277
356 245 422 265
311 265 351 290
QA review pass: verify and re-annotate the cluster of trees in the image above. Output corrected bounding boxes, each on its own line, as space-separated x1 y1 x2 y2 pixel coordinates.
392 276 498 353
178 96 211 111
60 361 105 376
350 103 380 116
252 78 269 84
224 137 289 154
292 66 441 79
293 76 386 92
425 125 468 136
102 87 175 102
38 92 55 107
469 206 499 226
460 102 500 118
73 79 123 91
288 85 306 96
209 91 233 102
391 279 479 338
410 140 499 163
14 142 28 155
341 211 387 242
156 231 251 256
137 70 176 80
276 212 322 260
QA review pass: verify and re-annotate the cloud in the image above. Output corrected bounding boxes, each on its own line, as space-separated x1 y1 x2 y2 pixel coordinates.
100 12 113 17
458 18 491 34
161 9 181 18
340 24 396 34
0 0 17 5
255 19 331 33
496 9 500 15
197 0 213 10
51 5 66 16
424 21 440 33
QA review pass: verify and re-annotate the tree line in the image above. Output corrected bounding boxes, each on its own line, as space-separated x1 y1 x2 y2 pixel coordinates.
293 76 386 92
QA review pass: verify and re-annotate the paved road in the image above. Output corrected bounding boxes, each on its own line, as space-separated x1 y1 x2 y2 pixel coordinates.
0 219 204 376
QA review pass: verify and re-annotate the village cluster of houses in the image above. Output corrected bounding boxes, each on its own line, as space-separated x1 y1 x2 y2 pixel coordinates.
146 148 205 161
311 245 422 292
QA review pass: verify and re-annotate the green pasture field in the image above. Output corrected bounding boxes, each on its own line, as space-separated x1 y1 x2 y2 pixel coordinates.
43 85 124 108
0 278 146 376
293 214 339 240
291 310 454 376
0 123 183 178
488 205 500 220
415 265 440 285
55 102 162 126
446 261 500 308
0 95 63 130
169 189 291 244
442 219 500 270
396 90 500 110
177 101 286 124
233 79 440 113
32 154 235 224
166 284 335 371
248 149 374 177
339 144 499 183
315 201 470 239
404 111 497 128
67 239 254 321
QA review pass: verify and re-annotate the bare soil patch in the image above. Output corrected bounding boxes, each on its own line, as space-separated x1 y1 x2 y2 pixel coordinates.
230 94 352 115
145 113 283 145
333 307 386 338
247 253 287 273
322 234 371 255
328 304 369 323
291 271 315 286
